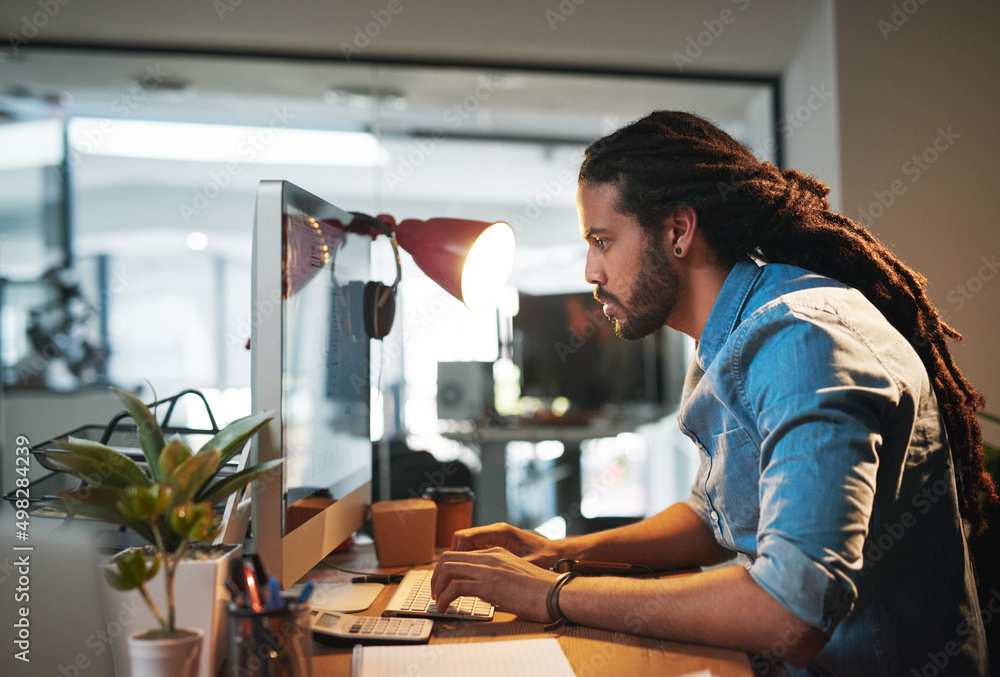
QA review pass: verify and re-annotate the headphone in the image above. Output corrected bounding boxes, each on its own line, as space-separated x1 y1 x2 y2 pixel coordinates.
363 280 396 340
346 211 403 341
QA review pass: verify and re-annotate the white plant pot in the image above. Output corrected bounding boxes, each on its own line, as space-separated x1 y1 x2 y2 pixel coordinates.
101 544 241 677
127 628 204 677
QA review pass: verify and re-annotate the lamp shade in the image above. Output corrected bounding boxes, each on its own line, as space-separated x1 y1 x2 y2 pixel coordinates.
394 217 515 310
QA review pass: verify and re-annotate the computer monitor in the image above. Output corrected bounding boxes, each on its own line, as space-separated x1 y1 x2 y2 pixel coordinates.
250 180 373 588
512 291 686 419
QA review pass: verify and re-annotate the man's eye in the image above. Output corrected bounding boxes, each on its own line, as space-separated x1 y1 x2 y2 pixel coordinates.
593 238 607 249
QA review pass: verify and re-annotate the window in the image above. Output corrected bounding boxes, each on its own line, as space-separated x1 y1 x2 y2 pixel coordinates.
0 48 777 453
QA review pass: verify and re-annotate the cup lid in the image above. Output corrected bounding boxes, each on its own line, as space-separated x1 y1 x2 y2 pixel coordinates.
422 486 475 503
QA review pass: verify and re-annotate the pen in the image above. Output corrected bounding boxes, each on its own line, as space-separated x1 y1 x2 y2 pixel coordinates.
296 580 315 605
268 576 284 610
244 563 264 613
351 574 404 584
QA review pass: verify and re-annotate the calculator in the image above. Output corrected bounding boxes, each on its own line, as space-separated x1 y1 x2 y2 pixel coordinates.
309 609 433 644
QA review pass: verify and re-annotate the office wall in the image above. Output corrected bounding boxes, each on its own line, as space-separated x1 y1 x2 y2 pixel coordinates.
0 0 811 74
781 1 840 210
2 0 994 422
833 1 1000 421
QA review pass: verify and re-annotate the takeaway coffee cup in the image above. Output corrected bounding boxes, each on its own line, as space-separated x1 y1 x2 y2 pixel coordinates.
422 486 475 549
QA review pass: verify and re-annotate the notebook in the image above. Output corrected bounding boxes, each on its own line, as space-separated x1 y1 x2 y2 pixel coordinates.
352 637 575 677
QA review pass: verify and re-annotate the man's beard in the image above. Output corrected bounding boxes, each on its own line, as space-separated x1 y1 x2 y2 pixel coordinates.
594 233 681 341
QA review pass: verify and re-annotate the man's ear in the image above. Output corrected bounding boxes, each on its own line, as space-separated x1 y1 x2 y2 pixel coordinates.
665 206 698 257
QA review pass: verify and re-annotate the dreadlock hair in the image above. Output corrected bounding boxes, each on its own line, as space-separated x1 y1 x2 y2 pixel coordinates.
579 110 996 534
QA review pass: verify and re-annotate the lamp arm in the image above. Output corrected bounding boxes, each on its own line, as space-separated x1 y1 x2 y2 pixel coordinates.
381 234 402 308
348 212 402 308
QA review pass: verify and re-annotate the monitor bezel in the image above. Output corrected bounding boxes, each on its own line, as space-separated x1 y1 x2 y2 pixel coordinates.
250 179 372 588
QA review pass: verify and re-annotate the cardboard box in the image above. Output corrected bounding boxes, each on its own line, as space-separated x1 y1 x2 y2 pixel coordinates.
371 499 437 567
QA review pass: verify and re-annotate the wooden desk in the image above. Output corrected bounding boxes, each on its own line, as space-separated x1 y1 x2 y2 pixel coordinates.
305 546 752 676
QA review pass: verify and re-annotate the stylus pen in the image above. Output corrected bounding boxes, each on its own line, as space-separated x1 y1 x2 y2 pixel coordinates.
351 574 404 584
296 580 315 605
268 577 284 610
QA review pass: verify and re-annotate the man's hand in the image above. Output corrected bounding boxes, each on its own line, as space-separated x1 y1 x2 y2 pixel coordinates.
430 546 560 622
449 522 566 569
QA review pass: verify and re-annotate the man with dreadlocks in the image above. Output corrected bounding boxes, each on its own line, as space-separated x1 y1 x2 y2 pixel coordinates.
431 111 993 674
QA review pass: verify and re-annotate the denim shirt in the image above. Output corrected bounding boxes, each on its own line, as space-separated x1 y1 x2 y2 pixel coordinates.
679 259 988 676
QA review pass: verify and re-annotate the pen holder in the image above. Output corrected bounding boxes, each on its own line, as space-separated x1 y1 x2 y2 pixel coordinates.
226 603 313 677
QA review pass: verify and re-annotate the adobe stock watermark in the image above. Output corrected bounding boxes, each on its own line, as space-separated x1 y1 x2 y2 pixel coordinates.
862 472 961 569
855 125 959 227
715 81 835 202
54 598 143 677
545 0 588 32
503 116 622 231
224 288 282 354
551 301 606 364
2 0 71 63
672 0 751 73
505 169 578 231
382 76 505 190
338 0 410 61
909 587 999 677
177 106 296 223
877 0 931 41
945 254 998 313
61 64 172 174
749 618 817 674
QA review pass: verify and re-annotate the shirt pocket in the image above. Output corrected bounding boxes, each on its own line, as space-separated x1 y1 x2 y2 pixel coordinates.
705 427 761 530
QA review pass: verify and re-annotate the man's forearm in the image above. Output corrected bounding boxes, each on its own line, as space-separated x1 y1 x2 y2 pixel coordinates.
557 564 827 666
555 502 732 571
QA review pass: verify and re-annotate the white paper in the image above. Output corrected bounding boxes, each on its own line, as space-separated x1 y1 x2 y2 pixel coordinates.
353 637 576 677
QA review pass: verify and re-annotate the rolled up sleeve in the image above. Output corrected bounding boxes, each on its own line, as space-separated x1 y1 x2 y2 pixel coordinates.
734 301 896 634
749 534 858 633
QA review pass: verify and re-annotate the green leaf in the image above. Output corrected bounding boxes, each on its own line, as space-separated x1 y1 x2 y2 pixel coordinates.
41 452 135 490
170 502 219 542
46 437 152 488
158 438 193 482
103 566 133 591
117 484 172 521
105 549 160 590
45 487 155 543
196 458 283 506
168 449 222 506
197 411 274 465
56 484 127 512
110 387 166 483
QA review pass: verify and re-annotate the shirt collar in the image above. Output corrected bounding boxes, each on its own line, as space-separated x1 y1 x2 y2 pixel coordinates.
696 257 763 370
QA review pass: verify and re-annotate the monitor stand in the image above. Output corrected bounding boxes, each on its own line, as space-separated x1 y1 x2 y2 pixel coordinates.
288 582 384 613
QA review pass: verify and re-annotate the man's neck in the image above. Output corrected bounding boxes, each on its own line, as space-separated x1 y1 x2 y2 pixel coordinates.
668 261 733 341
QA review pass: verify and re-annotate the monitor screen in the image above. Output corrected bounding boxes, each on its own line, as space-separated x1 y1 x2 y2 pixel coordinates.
512 291 685 420
251 180 372 587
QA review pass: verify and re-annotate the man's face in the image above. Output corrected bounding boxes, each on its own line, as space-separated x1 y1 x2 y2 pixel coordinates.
577 182 682 340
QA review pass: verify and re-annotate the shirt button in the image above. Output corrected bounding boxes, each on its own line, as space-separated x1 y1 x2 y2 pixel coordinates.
710 511 719 521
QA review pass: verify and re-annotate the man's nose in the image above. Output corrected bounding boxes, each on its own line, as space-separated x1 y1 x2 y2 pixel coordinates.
585 250 606 286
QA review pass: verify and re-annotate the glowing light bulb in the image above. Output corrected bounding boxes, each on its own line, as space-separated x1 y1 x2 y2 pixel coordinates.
460 222 516 310
186 231 208 251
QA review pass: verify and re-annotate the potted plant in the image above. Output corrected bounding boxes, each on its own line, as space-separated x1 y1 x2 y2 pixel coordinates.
37 387 279 677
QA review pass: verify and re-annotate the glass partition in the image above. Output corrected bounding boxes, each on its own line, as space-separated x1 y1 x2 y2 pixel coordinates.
0 48 777 443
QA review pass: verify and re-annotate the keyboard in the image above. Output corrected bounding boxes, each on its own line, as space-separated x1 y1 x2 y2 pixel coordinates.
381 569 495 621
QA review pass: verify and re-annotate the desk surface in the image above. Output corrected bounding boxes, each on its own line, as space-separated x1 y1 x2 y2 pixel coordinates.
305 545 752 676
